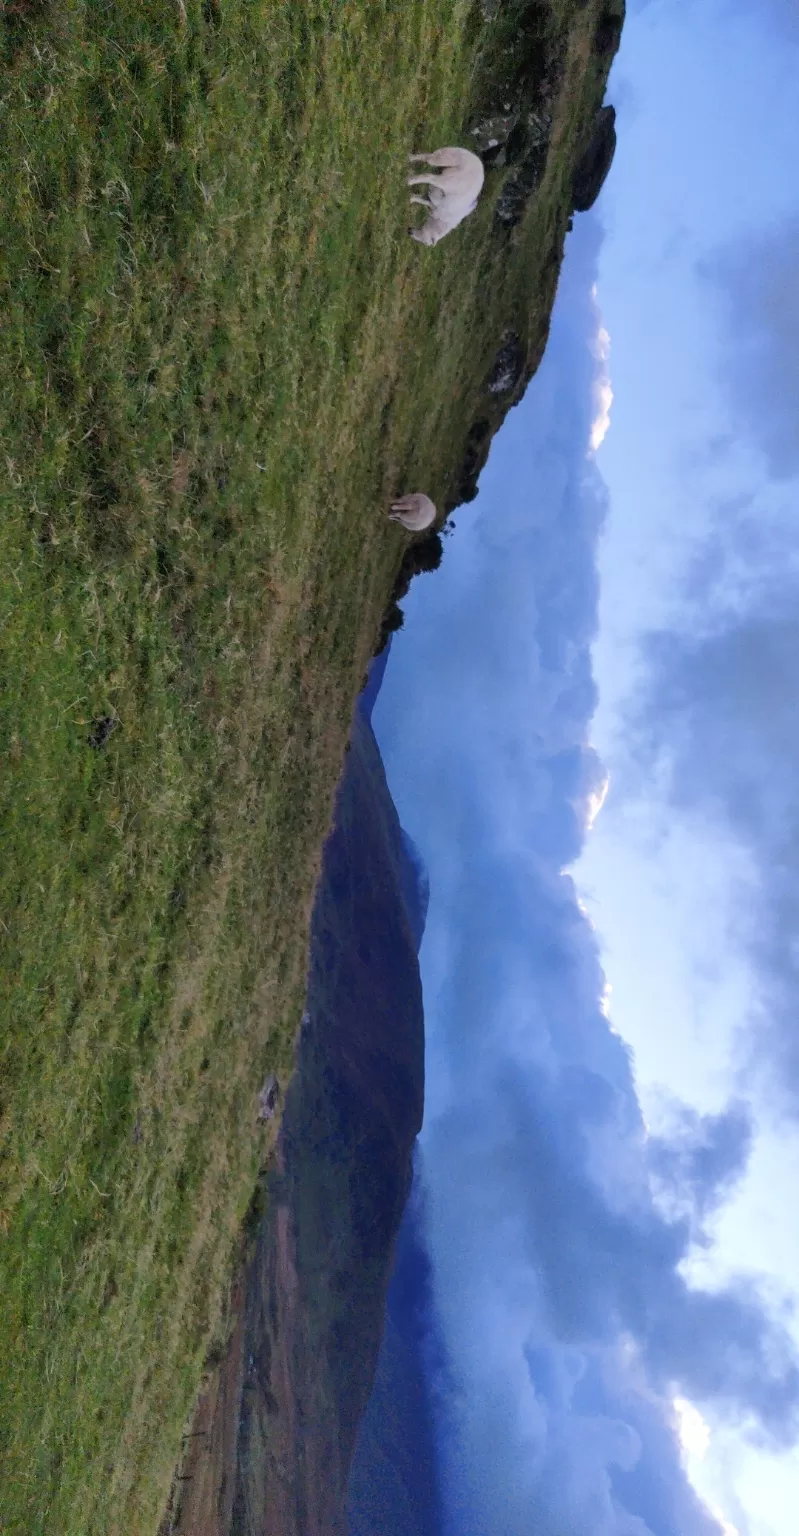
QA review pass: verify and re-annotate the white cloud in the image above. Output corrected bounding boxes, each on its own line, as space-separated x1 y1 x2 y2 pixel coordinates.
674 1396 712 1464
374 220 793 1536
590 306 613 452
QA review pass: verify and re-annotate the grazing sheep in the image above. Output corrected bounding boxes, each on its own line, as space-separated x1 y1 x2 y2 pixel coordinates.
407 146 485 199
407 146 485 246
409 196 479 246
388 493 437 532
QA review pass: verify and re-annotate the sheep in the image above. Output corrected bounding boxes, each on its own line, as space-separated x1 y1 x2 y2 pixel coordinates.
409 195 479 246
388 493 437 532
407 146 485 199
409 178 478 224
407 147 485 246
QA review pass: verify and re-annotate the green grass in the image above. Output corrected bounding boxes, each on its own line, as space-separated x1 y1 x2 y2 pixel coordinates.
0 1 614 1531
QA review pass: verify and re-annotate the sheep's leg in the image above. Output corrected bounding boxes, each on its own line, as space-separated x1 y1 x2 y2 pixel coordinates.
407 175 448 205
409 194 434 209
408 148 461 167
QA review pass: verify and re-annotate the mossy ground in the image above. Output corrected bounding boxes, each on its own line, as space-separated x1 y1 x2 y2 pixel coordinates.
0 2 613 1530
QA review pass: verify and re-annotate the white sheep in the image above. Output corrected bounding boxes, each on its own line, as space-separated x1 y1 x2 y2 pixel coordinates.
408 194 479 246
407 147 485 246
388 493 437 532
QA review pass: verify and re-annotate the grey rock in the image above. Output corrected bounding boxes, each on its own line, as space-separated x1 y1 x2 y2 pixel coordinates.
596 2 625 57
470 112 519 168
493 107 553 226
486 330 525 397
257 1072 280 1123
571 103 617 213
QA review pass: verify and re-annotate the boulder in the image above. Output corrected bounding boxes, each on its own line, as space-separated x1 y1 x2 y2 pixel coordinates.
494 107 553 226
596 2 625 57
454 417 493 506
571 103 616 213
470 112 520 167
486 330 525 397
257 1072 280 1123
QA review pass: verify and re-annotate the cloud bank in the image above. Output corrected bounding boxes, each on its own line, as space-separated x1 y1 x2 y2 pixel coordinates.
704 217 799 481
627 525 799 1113
622 206 799 1114
374 217 799 1536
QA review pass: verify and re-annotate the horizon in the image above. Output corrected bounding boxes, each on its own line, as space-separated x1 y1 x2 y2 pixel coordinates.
371 2 799 1532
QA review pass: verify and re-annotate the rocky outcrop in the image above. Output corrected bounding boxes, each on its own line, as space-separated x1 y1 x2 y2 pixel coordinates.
375 533 444 656
469 111 519 162
485 329 525 397
453 417 493 507
493 107 554 226
571 102 617 212
595 1 625 58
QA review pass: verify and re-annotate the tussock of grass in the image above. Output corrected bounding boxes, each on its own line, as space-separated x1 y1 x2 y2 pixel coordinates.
0 2 614 1531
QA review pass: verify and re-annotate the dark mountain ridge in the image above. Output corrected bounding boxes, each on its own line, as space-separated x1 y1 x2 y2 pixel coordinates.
163 654 429 1536
347 1175 446 1536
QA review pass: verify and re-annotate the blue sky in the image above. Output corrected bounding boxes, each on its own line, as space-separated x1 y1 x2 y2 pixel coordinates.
372 2 799 1533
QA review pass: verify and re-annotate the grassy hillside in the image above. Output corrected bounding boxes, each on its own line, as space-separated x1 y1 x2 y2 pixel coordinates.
0 2 620 1531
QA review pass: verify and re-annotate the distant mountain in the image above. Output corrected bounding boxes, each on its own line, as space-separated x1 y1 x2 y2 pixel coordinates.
166 654 429 1536
347 1177 445 1536
339 648 443 1536
231 662 429 1536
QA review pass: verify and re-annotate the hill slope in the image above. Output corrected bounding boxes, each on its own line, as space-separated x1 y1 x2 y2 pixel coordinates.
0 2 623 1531
158 650 428 1536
